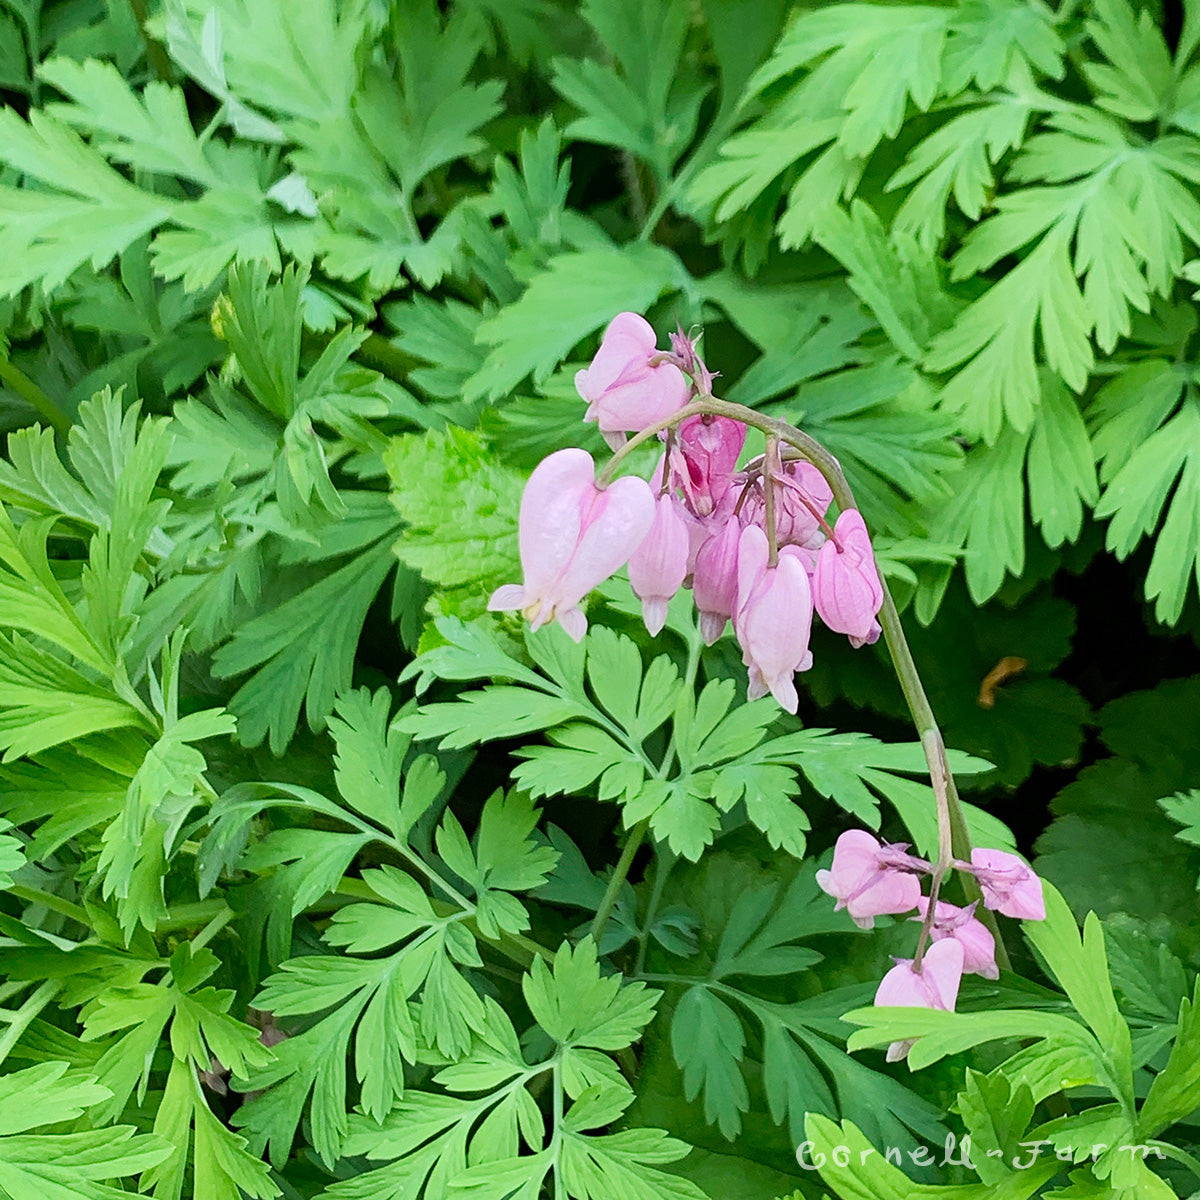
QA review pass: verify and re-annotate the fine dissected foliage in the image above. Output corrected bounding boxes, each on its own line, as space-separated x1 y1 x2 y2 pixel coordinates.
0 1 1199 1199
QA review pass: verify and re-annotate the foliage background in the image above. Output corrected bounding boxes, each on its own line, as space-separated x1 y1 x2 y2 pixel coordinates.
0 0 1199 1196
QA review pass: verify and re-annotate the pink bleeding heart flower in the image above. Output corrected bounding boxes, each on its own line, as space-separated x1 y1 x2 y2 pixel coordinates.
813 508 883 648
488 448 655 642
874 938 965 1062
576 313 689 449
691 512 742 645
913 897 998 980
741 460 833 548
629 492 690 636
965 849 1046 921
670 414 746 517
732 524 814 713
815 829 928 930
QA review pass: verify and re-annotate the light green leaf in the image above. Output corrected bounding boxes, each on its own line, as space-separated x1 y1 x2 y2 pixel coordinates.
523 938 659 1052
0 1062 171 1200
212 538 397 752
385 426 524 620
465 245 687 401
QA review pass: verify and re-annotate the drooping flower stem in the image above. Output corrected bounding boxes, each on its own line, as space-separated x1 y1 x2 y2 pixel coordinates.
597 394 1010 970
763 436 780 567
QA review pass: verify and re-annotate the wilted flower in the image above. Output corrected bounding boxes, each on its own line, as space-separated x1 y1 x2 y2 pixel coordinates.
913 897 998 980
576 313 689 448
629 492 690 636
874 939 965 1062
813 508 883 647
815 828 928 929
733 524 814 713
965 848 1045 921
488 448 654 642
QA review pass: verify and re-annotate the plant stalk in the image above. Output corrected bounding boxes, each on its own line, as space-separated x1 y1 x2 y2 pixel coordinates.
590 818 649 943
0 981 62 1068
0 359 71 435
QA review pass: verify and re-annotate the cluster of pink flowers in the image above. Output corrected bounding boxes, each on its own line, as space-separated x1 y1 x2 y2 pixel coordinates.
489 312 885 713
816 830 1045 1060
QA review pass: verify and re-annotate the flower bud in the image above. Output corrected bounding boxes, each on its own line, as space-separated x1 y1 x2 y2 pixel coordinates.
671 414 746 517
813 508 883 647
965 848 1045 921
913 898 998 979
740 460 832 547
691 513 742 644
628 493 691 636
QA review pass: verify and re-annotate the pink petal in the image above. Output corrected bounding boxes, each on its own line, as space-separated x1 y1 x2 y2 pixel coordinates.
641 596 668 636
576 313 688 435
767 671 799 715
734 537 813 709
575 313 657 402
775 461 833 545
915 897 998 979
557 607 588 643
733 524 769 632
970 848 1045 921
825 829 884 878
875 959 932 1009
518 449 595 598
844 870 921 927
874 939 964 1011
674 415 745 515
557 474 656 609
813 508 883 642
628 493 690 623
591 365 689 432
693 514 742 643
920 938 966 1009
487 583 526 612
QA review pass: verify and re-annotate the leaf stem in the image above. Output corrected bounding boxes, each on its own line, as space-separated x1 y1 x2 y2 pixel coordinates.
154 899 230 931
190 904 234 951
9 885 90 927
634 846 676 976
0 358 71 435
0 980 62 1068
551 1055 566 1200
590 817 649 943
656 612 703 779
1149 1141 1200 1182
128 0 173 80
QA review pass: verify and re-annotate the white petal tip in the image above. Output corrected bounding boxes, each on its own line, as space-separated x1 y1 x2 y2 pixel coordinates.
487 584 525 612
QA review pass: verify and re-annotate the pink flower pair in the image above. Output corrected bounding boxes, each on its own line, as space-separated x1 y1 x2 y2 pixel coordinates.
686 518 817 712
817 831 1044 930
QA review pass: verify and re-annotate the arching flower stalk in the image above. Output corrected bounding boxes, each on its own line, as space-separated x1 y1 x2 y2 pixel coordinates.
490 312 1045 992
